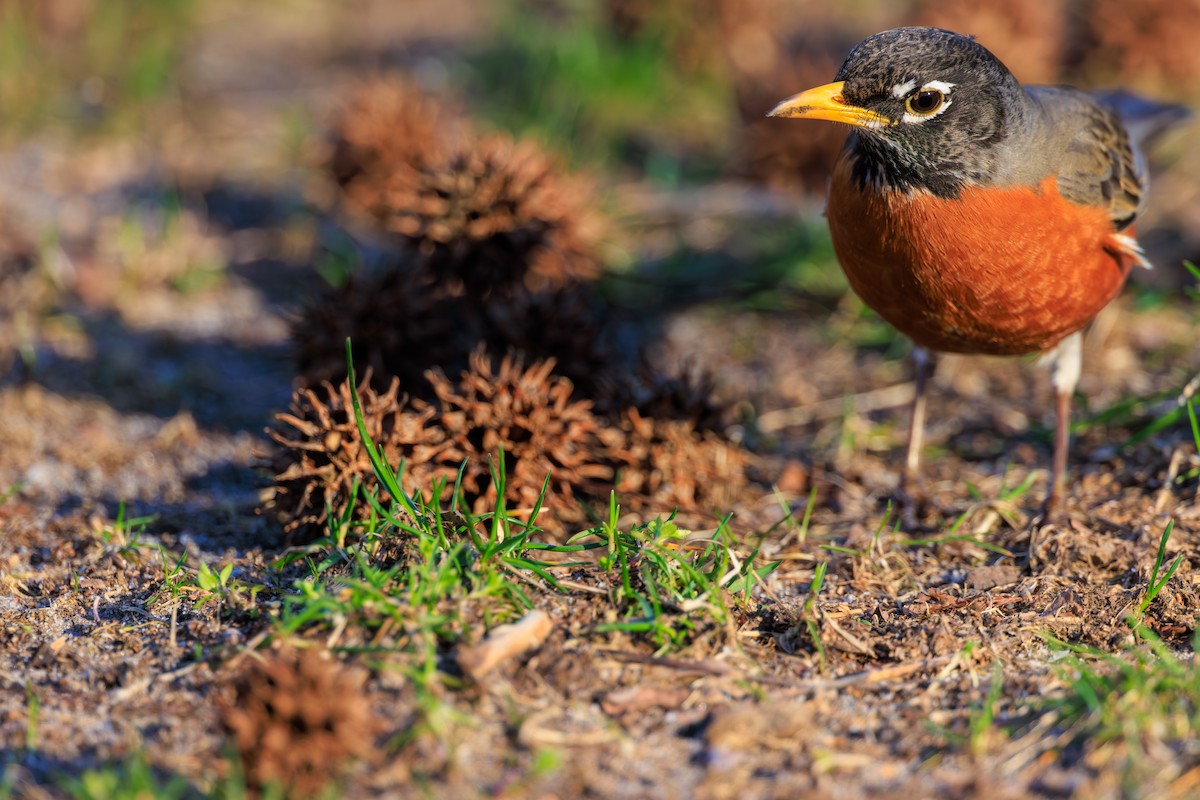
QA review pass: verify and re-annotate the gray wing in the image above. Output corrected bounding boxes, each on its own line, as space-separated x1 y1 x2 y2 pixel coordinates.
1028 86 1145 231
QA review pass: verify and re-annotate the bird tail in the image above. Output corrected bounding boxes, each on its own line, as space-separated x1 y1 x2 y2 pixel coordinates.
1092 91 1192 149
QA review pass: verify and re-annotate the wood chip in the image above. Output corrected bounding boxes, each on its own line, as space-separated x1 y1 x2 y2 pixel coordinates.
457 610 553 680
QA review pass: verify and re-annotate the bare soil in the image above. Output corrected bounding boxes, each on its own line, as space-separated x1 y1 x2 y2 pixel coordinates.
2 3 1199 798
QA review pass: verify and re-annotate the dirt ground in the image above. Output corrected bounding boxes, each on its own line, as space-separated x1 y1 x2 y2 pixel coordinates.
2 2 1200 798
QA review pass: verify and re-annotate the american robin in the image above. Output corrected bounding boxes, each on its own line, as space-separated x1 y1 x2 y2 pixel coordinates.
768 26 1189 516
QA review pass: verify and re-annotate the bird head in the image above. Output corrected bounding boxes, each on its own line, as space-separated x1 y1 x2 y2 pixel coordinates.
769 27 1024 194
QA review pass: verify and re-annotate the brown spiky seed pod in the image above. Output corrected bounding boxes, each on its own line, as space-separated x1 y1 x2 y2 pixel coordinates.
621 362 729 432
329 77 466 191
347 132 603 297
264 375 443 537
611 408 749 522
220 647 376 798
291 264 478 394
426 349 612 528
481 284 630 409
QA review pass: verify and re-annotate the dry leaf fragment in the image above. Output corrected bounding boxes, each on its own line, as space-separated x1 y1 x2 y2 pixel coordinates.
458 609 554 680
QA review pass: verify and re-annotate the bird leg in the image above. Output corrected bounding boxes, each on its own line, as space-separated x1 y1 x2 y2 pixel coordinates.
901 346 936 498
1045 331 1082 517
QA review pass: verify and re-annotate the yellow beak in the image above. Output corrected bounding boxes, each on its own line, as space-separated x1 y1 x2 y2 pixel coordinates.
767 81 887 128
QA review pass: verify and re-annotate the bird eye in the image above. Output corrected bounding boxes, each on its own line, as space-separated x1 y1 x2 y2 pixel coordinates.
905 89 945 116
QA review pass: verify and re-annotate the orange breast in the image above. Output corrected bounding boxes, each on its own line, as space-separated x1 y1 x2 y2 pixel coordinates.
826 154 1134 355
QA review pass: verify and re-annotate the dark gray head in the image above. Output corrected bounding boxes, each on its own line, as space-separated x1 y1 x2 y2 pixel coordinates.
770 27 1029 196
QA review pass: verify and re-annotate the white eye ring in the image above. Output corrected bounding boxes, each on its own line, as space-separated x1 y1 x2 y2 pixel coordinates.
899 80 956 124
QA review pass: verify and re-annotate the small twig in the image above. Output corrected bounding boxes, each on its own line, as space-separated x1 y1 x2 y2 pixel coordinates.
368 617 395 648
554 579 608 596
817 655 954 688
995 711 1062 776
1177 372 1200 407
115 605 167 623
1154 448 1184 515
325 614 348 650
824 617 873 655
224 628 273 669
757 383 915 432
599 649 953 690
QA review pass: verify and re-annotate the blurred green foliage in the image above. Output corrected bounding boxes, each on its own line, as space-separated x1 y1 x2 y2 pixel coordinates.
602 218 843 311
467 0 733 179
0 0 196 137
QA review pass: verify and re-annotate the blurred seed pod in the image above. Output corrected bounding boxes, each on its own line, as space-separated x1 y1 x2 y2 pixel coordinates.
329 78 605 299
480 284 632 411
367 135 604 297
620 362 730 433
220 647 377 798
328 76 467 191
291 262 479 394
